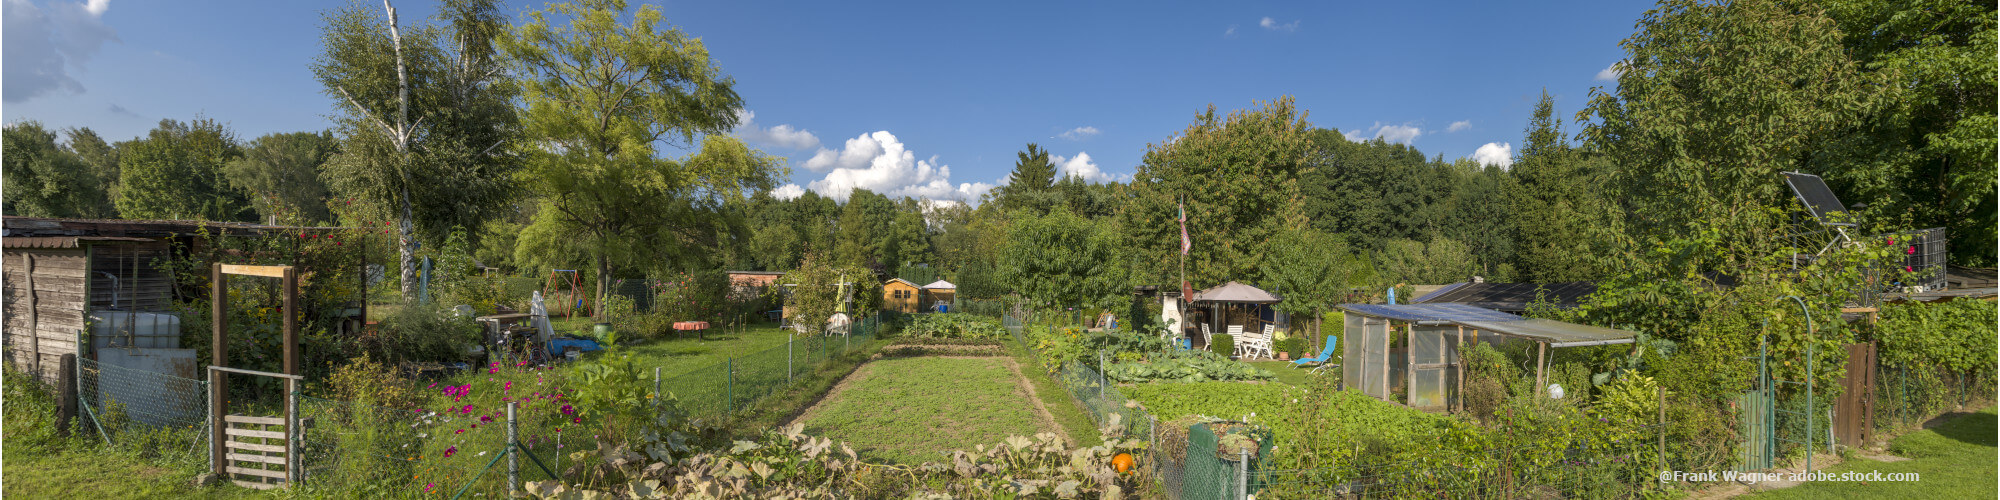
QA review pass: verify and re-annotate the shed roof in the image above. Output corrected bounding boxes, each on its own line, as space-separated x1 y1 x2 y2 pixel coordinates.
1336 303 1524 323
1412 281 1597 311
885 278 920 288
1455 318 1638 347
1194 281 1281 304
921 280 956 290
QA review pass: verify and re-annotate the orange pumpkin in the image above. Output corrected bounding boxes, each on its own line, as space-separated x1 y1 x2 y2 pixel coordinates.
1111 453 1136 474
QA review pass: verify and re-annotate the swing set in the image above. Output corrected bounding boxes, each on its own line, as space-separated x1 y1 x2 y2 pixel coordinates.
543 270 586 321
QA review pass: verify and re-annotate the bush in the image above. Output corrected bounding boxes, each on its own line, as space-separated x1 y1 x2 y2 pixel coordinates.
900 313 1008 340
363 303 482 365
1102 356 1275 383
1280 337 1306 359
1210 333 1234 357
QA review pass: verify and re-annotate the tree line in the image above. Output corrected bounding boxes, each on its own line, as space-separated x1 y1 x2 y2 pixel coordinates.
4 0 1990 324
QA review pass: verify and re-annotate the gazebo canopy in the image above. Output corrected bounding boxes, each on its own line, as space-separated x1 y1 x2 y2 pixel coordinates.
1193 281 1281 304
921 280 956 290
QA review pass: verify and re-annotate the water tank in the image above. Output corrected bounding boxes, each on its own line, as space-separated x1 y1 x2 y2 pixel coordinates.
90 311 183 350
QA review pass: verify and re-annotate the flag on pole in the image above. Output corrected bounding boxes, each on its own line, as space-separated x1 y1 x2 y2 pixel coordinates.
1179 201 1191 255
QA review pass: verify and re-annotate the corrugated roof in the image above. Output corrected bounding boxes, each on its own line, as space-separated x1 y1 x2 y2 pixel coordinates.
1411 281 1598 311
2 236 155 248
1455 318 1637 347
1336 303 1524 322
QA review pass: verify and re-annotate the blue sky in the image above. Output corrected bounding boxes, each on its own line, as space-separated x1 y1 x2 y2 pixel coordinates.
3 0 1651 205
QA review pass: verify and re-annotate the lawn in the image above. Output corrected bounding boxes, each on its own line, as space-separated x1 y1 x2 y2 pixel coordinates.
794 356 1052 464
1246 360 1336 388
1748 406 1997 499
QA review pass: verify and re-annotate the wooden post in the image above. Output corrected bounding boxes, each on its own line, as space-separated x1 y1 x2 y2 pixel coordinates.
1406 322 1415 406
1455 326 1466 413
506 402 520 495
1657 385 1666 469
1378 319 1389 400
57 353 76 436
283 267 299 377
25 254 39 379
211 263 228 477
1534 341 1547 397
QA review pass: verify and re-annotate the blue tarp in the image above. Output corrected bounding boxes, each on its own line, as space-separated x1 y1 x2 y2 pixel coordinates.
547 337 603 357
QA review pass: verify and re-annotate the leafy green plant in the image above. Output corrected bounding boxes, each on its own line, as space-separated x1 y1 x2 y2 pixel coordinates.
1102 357 1274 383
899 313 1008 341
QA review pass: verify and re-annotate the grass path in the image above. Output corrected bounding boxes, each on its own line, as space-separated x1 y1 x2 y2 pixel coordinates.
1745 406 1996 499
792 356 1053 464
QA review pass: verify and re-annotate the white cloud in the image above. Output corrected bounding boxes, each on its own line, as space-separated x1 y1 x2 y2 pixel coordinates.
1594 61 1626 82
4 0 120 103
1471 142 1514 169
1058 126 1100 141
770 183 806 200
1447 120 1472 133
1051 151 1122 183
731 110 820 150
1344 122 1422 145
1224 25 1237 36
1259 17 1299 32
799 130 995 204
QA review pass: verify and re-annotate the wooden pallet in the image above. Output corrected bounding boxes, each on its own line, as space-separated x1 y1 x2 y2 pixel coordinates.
222 414 310 489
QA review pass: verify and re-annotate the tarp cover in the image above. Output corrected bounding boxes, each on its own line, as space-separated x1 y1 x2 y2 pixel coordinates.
1336 303 1523 323
1194 281 1281 304
1454 318 1637 347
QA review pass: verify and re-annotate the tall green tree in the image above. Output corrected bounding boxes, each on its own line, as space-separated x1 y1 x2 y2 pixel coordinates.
1822 0 1996 264
114 118 252 221
1581 0 1871 266
502 0 775 320
316 0 521 297
831 189 896 270
1259 226 1367 344
2 122 113 218
999 208 1128 311
1509 92 1625 282
997 143 1057 214
1374 237 1477 286
64 127 123 215
1121 97 1317 289
226 131 341 224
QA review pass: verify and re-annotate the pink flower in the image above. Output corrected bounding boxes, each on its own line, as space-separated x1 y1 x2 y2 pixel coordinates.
573 417 582 423
443 446 458 458
560 405 574 415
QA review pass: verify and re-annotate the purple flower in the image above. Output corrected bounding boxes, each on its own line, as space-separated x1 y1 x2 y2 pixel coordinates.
443 446 458 458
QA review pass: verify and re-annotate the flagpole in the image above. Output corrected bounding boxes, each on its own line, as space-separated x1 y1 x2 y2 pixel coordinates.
1179 195 1188 340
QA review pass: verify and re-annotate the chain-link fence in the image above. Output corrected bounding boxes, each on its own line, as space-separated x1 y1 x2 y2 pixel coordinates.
1874 363 1994 435
295 395 562 497
75 356 210 465
653 313 881 420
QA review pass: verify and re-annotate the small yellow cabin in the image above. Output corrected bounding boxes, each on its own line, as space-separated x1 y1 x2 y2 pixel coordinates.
883 278 921 314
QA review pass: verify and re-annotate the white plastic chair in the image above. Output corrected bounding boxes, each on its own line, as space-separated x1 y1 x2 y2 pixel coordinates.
1226 325 1246 357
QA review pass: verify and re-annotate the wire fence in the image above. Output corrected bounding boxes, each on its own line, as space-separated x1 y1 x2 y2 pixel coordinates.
1874 362 1994 436
75 356 211 466
653 314 880 420
296 395 563 497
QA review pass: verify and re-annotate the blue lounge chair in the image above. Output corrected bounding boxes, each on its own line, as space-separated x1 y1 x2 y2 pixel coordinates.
1292 335 1338 373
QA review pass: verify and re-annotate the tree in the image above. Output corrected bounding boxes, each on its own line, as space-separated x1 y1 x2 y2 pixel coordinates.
501 0 775 320
1259 227 1366 347
775 252 877 336
831 189 895 270
1374 237 1477 286
65 127 123 214
1121 97 1316 289
997 143 1057 214
316 0 521 297
1509 91 1625 282
1581 0 1870 266
2 121 112 218
115 118 252 221
226 131 341 224
999 208 1128 311
1822 0 1996 265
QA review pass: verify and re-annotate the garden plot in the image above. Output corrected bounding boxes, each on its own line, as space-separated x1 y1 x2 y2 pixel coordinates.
791 356 1060 464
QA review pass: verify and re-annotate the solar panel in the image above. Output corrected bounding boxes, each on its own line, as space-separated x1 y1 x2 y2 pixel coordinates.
1783 172 1853 226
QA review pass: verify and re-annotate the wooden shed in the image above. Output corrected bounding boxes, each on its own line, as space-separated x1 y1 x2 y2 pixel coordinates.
883 278 921 314
2 217 336 384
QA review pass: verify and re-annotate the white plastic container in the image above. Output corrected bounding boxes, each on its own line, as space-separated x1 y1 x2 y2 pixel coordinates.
90 311 183 350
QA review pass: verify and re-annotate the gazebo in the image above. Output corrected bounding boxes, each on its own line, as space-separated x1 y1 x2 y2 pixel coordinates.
1190 281 1282 344
1336 303 1638 411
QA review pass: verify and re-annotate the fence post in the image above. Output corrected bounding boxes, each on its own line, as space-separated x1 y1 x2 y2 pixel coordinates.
788 333 795 383
727 357 734 414
287 378 301 484
653 367 662 408
57 354 76 437
1657 385 1666 470
507 401 520 495
1237 448 1249 500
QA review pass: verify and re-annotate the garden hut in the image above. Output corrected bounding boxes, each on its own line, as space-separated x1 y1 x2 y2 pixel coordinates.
1191 281 1281 339
882 278 922 314
919 279 955 312
1336 303 1638 411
